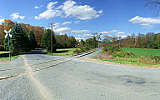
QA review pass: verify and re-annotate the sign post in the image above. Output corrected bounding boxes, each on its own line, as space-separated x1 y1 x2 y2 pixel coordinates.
4 29 12 61
50 23 56 53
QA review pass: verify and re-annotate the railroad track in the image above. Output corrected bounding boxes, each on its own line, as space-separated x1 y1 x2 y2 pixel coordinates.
0 49 98 80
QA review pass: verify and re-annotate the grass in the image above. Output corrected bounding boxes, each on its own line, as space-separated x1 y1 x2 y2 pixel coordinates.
104 57 146 66
47 48 80 56
0 51 8 54
0 55 20 61
104 58 160 68
104 48 160 67
0 51 21 61
122 48 160 57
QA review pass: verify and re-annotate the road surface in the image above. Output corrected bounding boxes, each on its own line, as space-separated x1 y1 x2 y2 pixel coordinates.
0 50 160 100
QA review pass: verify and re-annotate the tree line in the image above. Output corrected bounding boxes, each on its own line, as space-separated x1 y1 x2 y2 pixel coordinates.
41 29 78 52
103 32 160 49
120 32 160 49
0 19 44 49
0 19 78 55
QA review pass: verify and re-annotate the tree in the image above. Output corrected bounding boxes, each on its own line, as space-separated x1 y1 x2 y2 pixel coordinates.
28 31 37 50
3 19 14 31
85 37 98 49
55 35 65 48
55 34 77 49
41 29 56 52
4 23 30 55
80 39 85 46
69 36 77 48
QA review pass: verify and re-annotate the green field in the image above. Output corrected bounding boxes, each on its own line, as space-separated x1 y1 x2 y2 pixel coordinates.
122 48 160 57
48 48 79 56
104 48 160 67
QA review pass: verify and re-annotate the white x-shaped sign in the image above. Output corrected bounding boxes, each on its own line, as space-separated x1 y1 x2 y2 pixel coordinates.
4 29 12 38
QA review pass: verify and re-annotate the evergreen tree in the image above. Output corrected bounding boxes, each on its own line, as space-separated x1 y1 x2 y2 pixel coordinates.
28 31 37 50
4 23 30 55
41 29 56 52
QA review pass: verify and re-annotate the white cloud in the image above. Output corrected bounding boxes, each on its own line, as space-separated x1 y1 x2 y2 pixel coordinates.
129 16 160 26
35 6 39 9
100 30 119 34
35 0 102 20
62 21 72 25
0 16 4 23
100 30 126 39
10 13 25 20
55 27 71 33
121 35 127 38
35 9 61 20
60 0 102 20
118 32 125 34
72 30 90 33
35 1 61 20
47 1 58 10
75 37 84 40
0 19 4 23
101 32 110 34
34 5 43 9
75 33 93 40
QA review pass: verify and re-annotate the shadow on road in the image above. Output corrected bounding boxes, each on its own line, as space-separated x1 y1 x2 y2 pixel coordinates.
24 48 46 54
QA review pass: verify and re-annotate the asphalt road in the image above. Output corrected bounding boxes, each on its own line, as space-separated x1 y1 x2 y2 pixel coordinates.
0 50 160 100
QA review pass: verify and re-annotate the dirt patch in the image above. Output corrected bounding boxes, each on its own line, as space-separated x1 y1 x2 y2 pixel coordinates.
96 52 113 59
0 60 8 63
77 57 160 69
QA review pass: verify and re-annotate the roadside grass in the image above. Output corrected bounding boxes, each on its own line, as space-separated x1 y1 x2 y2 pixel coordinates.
104 58 160 68
104 57 146 66
47 48 80 56
103 48 160 67
0 55 20 61
0 51 8 54
0 51 21 61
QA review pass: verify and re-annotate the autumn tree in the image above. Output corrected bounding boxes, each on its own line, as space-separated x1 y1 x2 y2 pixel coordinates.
3 19 15 31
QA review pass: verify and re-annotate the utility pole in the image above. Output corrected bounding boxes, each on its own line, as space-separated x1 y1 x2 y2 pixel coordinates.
50 23 56 53
4 29 12 61
96 33 102 48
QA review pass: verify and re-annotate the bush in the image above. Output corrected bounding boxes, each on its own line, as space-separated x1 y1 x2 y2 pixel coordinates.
102 46 108 52
139 56 160 64
102 45 121 55
80 46 90 52
73 49 81 55
113 50 135 57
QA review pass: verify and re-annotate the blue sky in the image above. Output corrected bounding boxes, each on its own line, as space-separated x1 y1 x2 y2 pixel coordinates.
0 0 160 39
